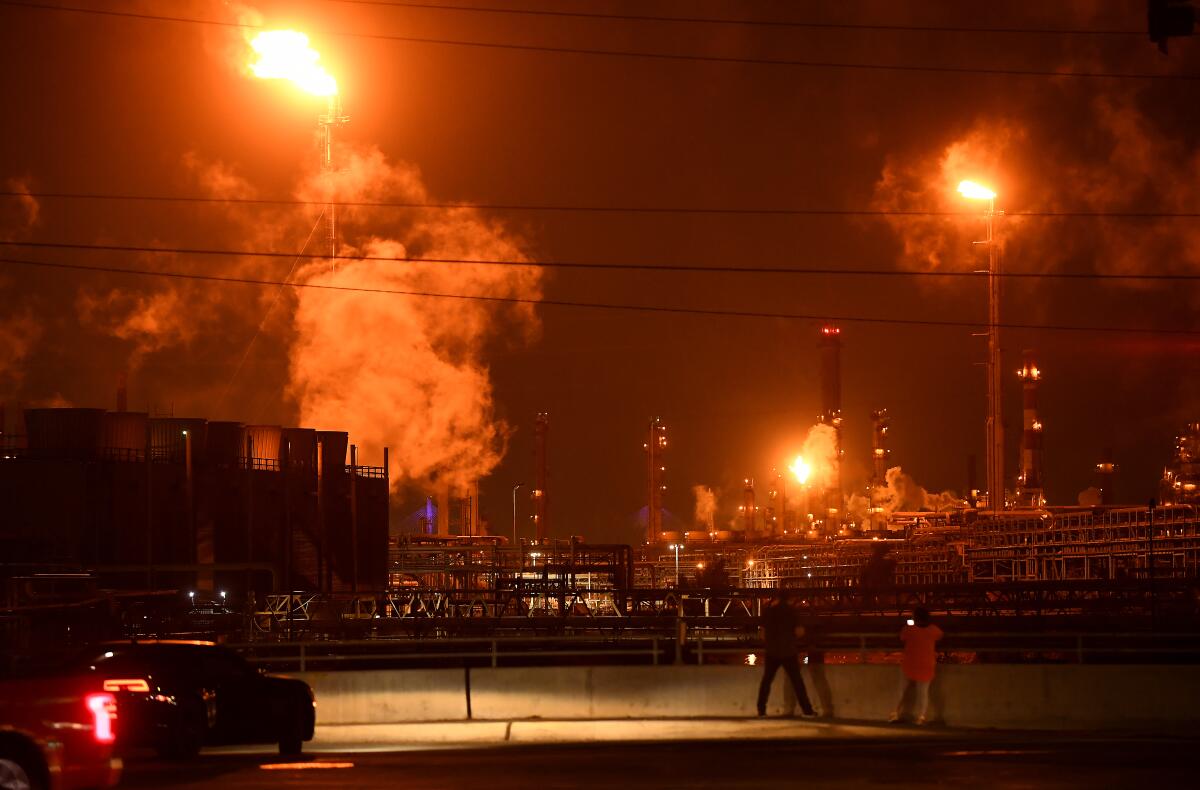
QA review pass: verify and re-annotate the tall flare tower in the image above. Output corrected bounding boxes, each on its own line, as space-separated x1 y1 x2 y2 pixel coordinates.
248 30 346 271
818 325 843 528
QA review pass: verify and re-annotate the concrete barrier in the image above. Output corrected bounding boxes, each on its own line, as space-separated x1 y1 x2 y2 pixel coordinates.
300 664 1200 730
295 668 467 724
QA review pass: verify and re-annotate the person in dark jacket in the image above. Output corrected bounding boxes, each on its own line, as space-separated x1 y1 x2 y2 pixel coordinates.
755 589 816 717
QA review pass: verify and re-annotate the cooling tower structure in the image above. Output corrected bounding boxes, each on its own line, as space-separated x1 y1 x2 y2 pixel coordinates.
1015 350 1045 507
534 412 549 540
818 325 844 528
645 417 667 543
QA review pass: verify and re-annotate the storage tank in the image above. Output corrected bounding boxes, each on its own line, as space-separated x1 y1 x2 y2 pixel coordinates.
149 418 208 462
245 425 282 467
205 421 245 466
317 430 348 475
101 411 147 459
24 408 106 457
283 427 317 468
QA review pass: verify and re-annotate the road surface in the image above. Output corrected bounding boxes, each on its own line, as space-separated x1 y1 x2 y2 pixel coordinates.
119 735 1200 789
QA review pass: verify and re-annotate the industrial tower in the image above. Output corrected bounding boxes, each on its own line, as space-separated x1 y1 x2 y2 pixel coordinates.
1015 350 1045 507
818 325 843 527
645 417 667 543
534 412 549 540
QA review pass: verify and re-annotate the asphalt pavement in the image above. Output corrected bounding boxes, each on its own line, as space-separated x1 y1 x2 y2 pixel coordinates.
116 724 1200 789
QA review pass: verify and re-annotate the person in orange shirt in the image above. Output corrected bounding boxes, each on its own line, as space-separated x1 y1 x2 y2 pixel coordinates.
888 606 943 725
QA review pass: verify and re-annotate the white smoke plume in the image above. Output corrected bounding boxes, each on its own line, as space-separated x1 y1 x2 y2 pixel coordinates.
871 466 964 515
799 422 840 491
872 95 1200 291
692 484 716 529
53 21 543 496
287 146 542 493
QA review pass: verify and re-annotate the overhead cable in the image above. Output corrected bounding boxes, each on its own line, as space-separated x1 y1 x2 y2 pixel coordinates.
2 255 1196 336
2 1 1194 81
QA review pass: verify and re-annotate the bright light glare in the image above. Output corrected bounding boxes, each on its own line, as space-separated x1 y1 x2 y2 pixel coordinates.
250 31 338 96
788 455 811 485
86 693 116 744
957 180 996 200
261 762 355 770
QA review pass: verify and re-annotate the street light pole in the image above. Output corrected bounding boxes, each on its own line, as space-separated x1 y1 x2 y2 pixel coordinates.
512 483 524 545
669 543 680 586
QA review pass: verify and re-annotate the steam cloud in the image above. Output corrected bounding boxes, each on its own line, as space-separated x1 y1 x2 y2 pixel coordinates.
800 423 840 491
870 466 965 516
692 484 716 529
288 147 542 491
7 18 543 498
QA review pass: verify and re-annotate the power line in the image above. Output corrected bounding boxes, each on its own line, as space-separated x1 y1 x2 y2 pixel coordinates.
2 254 1196 336
325 0 1144 37
2 1 1194 82
2 239 1198 283
5 190 1200 219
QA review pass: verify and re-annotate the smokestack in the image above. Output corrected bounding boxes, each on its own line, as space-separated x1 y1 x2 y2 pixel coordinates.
870 409 890 529
1095 448 1117 505
768 469 786 536
818 325 843 528
1015 350 1045 507
645 417 667 543
966 454 979 507
742 478 756 535
534 412 549 540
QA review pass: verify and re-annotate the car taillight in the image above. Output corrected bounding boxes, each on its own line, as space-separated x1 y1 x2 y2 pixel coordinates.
103 678 150 693
86 692 117 744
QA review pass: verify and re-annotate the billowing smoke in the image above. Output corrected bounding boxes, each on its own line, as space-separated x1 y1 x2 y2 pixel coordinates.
692 484 716 529
798 423 840 491
872 94 1200 294
1078 487 1103 507
871 466 964 515
287 147 541 492
6 14 543 497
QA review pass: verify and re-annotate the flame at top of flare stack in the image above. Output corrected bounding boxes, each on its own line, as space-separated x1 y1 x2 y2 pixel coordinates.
249 30 348 271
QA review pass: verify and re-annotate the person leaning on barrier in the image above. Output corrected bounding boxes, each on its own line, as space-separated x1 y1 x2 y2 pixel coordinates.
889 606 943 725
755 589 816 718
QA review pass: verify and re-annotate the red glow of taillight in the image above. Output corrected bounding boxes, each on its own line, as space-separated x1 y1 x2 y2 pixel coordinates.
86 692 117 744
103 678 150 693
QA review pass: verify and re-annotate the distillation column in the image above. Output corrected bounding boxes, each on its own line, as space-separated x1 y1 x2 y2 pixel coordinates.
870 408 890 529
1016 350 1044 507
534 412 549 540
818 325 843 529
645 417 667 543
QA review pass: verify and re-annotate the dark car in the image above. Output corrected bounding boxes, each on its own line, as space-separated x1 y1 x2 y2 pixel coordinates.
74 641 314 758
0 674 122 790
